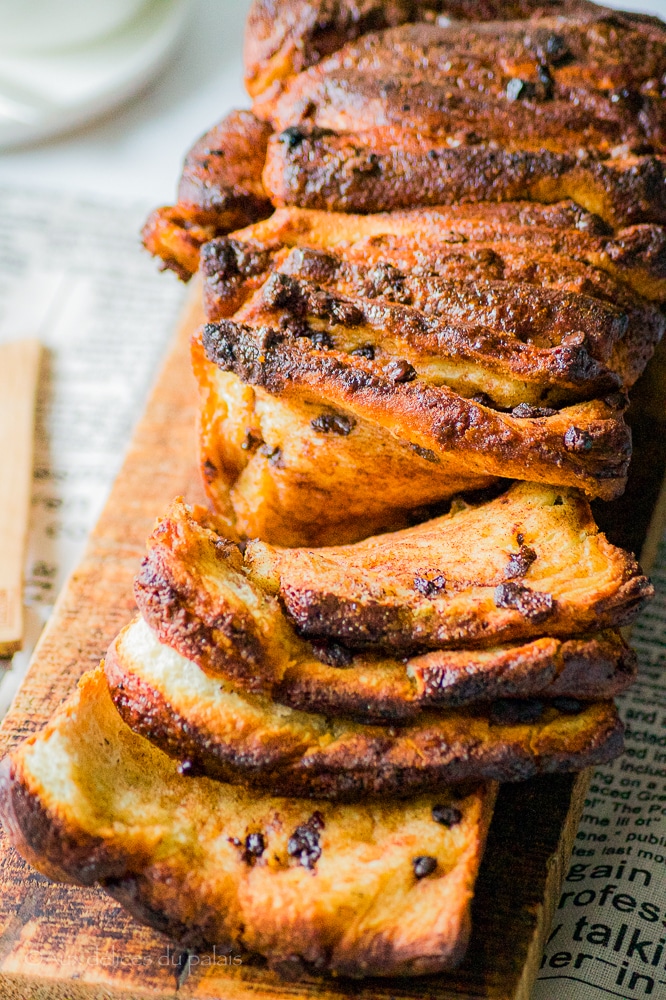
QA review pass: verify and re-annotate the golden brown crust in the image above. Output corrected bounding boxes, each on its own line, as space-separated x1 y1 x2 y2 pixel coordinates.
105 617 626 798
257 15 666 226
201 321 632 501
191 202 666 541
243 0 600 99
209 256 660 408
194 343 499 547
0 667 498 978
211 204 666 308
134 496 642 718
141 111 274 279
242 272 626 402
253 481 651 649
263 135 666 232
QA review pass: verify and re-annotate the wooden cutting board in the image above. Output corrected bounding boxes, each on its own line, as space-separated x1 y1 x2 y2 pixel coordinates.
0 286 664 1000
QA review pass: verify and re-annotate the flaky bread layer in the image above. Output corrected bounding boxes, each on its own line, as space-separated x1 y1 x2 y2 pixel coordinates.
107 617 625 797
195 348 498 548
201 324 631 503
134 497 640 712
244 1 641 98
263 134 666 233
197 204 666 417
0 667 497 978
247 480 651 650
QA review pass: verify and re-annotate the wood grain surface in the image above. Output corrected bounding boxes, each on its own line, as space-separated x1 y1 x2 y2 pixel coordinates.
0 289 663 1000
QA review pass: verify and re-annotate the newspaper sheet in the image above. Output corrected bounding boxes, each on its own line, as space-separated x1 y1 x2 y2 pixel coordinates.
534 543 666 1000
0 183 665 1000
0 184 185 716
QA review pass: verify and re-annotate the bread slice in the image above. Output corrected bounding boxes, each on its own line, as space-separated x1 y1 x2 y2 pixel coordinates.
195 351 499 546
106 616 625 797
134 495 641 714
205 205 666 309
144 6 666 279
0 665 498 978
190 199 666 543
199 324 631 508
245 480 651 650
257 15 666 228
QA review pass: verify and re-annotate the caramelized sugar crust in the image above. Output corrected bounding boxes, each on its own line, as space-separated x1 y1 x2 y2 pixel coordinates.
257 14 666 226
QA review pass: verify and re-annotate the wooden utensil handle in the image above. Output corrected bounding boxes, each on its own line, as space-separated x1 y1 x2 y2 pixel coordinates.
0 338 41 656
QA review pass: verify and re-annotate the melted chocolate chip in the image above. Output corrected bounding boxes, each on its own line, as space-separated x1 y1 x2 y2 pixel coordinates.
262 272 303 312
512 403 557 418
311 641 354 668
432 805 462 828
504 544 537 580
552 697 585 715
365 263 410 303
243 832 266 864
545 32 570 63
202 459 217 483
414 574 446 597
490 699 544 725
494 581 554 622
409 443 440 464
240 429 263 452
177 759 200 777
470 392 495 408
201 239 238 278
351 343 375 360
330 299 363 326
279 126 306 149
564 426 593 452
384 359 417 383
311 413 355 435
288 812 325 869
412 856 438 879
309 329 334 350
278 314 309 340
259 444 282 465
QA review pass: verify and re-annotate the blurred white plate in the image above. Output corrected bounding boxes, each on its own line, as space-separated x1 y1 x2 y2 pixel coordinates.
0 0 190 149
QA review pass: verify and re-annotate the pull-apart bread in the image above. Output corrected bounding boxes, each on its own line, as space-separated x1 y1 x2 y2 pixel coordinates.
192 200 666 545
3 0 661 983
243 0 640 98
0 668 497 977
144 0 666 277
134 488 648 710
203 206 666 401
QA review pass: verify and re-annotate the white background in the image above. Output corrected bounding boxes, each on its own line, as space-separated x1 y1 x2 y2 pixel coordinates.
0 0 664 206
